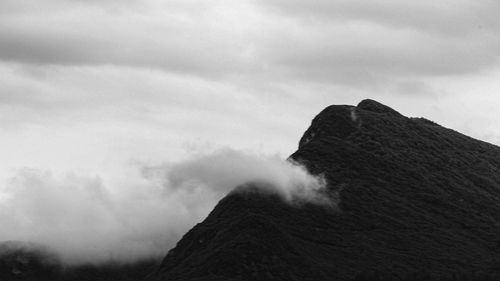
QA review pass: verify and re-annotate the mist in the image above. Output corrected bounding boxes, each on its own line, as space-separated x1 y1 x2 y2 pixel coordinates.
0 148 329 265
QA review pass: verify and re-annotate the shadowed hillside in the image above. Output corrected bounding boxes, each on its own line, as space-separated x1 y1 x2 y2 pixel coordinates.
0 241 158 281
145 99 500 281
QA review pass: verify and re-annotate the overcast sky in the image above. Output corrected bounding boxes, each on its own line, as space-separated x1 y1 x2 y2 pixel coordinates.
2 0 500 174
2 0 500 257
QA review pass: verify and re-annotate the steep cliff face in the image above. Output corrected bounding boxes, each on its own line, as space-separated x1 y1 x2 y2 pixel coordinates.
149 99 500 281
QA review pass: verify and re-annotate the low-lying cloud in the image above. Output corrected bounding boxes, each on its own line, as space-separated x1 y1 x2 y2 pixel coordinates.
0 148 329 265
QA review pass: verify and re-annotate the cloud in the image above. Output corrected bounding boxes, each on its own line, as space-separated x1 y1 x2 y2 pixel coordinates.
256 1 500 88
161 148 329 204
3 0 499 92
0 148 329 265
0 0 499 103
260 0 500 36
0 0 259 79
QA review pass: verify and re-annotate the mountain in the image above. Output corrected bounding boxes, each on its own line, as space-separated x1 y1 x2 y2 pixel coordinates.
145 99 500 281
0 241 158 281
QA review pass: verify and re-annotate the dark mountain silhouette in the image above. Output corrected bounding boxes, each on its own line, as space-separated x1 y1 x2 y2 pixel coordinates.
145 100 500 281
0 241 158 281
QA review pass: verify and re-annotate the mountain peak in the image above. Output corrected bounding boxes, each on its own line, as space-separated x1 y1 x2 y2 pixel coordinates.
357 99 402 116
147 100 500 281
298 104 357 148
298 99 402 149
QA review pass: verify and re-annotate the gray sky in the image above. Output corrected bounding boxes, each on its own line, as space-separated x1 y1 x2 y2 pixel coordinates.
2 0 500 172
2 0 500 261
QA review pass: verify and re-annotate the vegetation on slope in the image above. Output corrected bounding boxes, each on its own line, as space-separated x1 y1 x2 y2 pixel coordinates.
146 100 500 281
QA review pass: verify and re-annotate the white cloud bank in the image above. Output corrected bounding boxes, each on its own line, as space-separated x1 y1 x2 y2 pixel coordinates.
0 148 329 265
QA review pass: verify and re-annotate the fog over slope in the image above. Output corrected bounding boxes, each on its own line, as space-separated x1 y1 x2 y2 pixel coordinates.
0 148 327 264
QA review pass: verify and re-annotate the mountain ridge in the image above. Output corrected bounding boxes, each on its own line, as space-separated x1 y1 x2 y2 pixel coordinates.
3 99 500 281
146 99 500 281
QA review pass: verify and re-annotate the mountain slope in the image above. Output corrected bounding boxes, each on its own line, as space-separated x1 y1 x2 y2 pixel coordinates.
146 99 500 281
